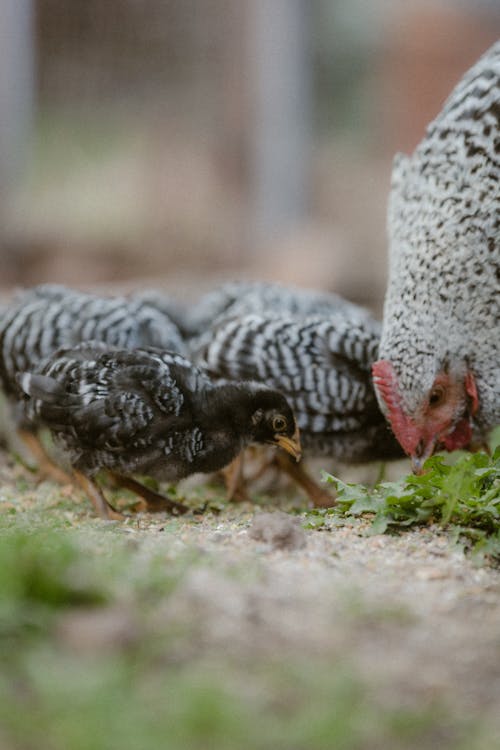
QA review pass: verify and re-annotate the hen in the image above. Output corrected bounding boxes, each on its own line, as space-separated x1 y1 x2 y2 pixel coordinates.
373 42 500 470
18 343 301 519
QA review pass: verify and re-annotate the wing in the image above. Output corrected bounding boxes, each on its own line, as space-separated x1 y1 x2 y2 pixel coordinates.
18 346 188 450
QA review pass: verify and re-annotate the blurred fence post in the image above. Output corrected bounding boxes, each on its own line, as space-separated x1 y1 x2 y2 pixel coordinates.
249 0 312 245
0 0 34 199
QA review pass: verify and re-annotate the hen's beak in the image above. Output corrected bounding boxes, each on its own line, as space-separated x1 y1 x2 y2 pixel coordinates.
274 427 302 462
410 438 437 474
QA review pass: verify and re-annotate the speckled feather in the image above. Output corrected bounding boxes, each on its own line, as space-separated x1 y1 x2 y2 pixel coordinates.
192 311 402 461
380 42 500 433
18 343 299 480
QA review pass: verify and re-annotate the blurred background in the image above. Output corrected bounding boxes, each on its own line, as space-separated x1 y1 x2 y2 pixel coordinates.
1 0 499 311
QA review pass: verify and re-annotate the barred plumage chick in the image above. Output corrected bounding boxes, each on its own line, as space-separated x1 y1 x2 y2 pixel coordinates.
0 284 187 485
0 284 187 398
17 343 301 519
192 311 402 505
373 42 500 471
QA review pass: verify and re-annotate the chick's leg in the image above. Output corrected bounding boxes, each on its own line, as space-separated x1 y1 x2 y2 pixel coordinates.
18 429 73 485
221 453 249 502
108 473 188 515
73 470 124 520
275 453 336 508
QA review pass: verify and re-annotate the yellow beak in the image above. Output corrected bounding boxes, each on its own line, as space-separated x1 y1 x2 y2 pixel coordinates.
274 427 302 462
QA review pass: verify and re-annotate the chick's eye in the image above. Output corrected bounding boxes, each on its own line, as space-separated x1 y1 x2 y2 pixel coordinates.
272 415 287 432
429 385 446 407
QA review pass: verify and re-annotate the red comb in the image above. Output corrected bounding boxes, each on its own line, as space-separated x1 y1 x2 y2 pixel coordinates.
372 360 400 416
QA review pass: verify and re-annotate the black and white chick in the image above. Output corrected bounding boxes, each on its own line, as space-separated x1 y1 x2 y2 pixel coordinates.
17 343 301 519
0 284 187 484
191 309 403 506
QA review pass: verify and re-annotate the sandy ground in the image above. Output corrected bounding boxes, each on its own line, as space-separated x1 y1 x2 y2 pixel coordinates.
2 445 500 742
139 511 500 727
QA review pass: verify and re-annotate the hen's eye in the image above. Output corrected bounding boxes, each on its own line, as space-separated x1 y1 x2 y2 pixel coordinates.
429 385 446 407
272 415 287 432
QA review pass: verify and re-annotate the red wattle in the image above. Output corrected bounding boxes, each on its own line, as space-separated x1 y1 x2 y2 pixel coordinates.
372 360 420 456
442 418 473 451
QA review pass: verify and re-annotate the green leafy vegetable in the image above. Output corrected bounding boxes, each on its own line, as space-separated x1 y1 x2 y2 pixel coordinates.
320 448 500 558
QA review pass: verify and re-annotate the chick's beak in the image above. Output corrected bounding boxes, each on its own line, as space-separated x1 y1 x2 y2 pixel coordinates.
274 427 302 462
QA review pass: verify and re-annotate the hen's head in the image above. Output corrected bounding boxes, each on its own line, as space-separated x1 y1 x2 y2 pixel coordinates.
372 359 479 472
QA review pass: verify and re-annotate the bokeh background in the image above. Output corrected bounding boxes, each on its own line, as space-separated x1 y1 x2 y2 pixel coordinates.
1 0 499 311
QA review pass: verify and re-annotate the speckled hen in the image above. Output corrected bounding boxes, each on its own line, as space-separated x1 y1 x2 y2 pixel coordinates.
373 42 500 470
18 343 301 518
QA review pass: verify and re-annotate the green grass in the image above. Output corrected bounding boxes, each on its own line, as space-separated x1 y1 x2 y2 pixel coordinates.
0 644 478 750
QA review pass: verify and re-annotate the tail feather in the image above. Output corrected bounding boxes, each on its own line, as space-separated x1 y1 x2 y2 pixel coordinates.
17 373 64 403
17 372 84 430
18 371 116 434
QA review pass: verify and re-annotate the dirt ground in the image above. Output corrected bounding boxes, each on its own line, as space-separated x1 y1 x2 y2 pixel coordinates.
138 509 500 729
2 445 500 746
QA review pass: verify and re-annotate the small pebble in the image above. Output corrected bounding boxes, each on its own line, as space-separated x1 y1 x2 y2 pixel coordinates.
248 511 306 551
